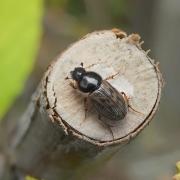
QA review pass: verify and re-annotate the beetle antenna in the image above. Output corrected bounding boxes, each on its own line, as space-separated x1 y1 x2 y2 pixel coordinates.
80 62 84 67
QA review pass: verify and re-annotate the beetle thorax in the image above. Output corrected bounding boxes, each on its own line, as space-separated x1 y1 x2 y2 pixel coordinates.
78 72 102 93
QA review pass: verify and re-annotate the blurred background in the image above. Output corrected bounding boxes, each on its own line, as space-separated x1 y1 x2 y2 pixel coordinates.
0 0 180 179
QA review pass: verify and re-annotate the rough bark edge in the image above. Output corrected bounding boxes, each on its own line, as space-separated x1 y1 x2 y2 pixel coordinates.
43 29 163 147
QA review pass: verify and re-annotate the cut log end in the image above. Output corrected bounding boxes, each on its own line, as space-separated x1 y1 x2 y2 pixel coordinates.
43 29 163 146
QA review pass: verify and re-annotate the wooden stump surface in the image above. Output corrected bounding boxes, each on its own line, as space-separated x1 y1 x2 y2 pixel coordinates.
45 29 162 146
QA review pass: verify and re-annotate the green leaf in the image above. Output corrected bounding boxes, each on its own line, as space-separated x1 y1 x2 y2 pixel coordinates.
0 0 43 118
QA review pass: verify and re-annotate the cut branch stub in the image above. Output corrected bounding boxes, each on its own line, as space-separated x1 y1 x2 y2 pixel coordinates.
45 29 163 146
8 29 163 179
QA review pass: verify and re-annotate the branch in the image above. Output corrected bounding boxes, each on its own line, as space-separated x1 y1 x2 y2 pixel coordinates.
0 29 163 180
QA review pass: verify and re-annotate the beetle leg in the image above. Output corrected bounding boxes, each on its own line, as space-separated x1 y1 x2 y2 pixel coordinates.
65 76 78 89
69 81 78 89
121 92 129 102
105 72 120 81
79 96 91 126
84 97 89 119
128 104 144 115
121 92 144 115
107 125 114 140
98 115 115 140
85 63 97 69
65 76 71 80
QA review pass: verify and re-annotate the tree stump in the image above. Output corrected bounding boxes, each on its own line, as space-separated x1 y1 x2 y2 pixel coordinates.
45 29 162 144
5 29 163 180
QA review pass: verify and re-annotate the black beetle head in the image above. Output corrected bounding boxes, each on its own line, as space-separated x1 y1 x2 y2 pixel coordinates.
71 67 86 82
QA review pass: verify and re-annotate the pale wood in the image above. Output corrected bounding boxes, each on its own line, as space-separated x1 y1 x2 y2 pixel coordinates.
0 29 163 180
47 29 162 145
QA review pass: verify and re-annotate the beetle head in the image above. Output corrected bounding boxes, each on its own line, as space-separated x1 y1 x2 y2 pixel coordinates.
71 67 86 82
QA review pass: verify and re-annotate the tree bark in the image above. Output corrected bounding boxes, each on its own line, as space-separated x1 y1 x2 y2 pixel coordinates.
0 29 163 180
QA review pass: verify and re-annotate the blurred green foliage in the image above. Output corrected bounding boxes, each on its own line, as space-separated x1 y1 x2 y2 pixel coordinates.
25 175 39 180
108 0 127 18
66 0 86 17
0 0 43 118
46 0 127 25
173 161 180 180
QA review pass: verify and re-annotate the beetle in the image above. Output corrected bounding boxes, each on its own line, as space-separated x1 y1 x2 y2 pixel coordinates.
66 63 141 138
